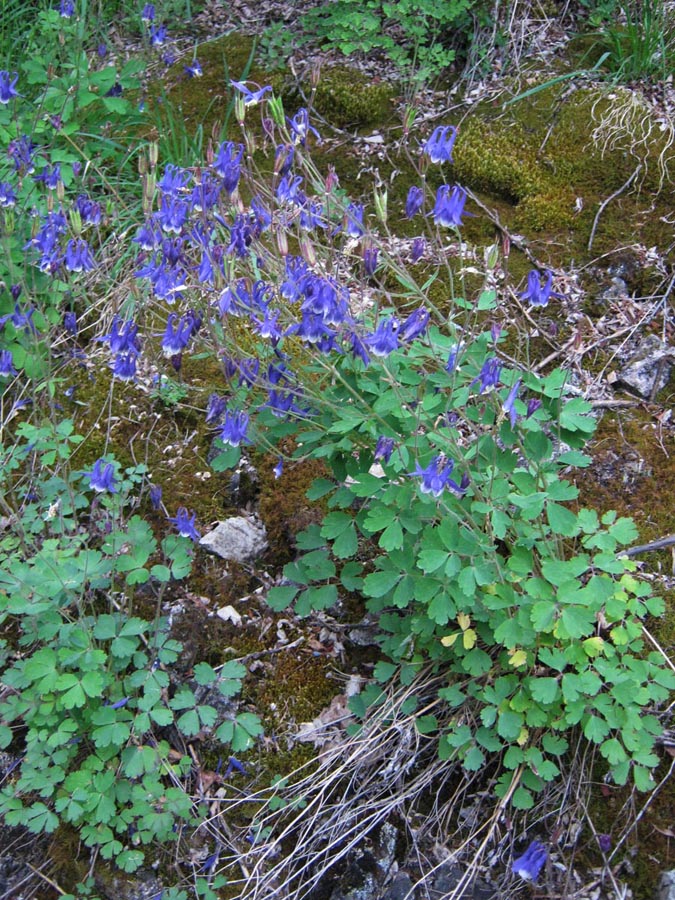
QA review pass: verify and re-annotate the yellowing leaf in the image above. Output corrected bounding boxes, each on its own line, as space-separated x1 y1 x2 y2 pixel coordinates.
582 636 605 657
509 649 528 668
517 727 529 746
463 628 477 650
457 612 471 631
441 633 459 647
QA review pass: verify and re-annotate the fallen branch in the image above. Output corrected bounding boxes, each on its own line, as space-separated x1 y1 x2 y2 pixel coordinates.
588 165 642 253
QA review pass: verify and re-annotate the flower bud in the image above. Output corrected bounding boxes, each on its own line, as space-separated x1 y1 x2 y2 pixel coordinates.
299 234 316 267
485 243 499 271
373 188 388 226
69 208 82 238
234 93 246 124
310 60 321 88
245 131 257 156
148 141 159 168
268 95 286 129
403 104 416 136
275 225 288 257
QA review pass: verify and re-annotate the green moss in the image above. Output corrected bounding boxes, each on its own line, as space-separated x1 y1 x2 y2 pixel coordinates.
453 118 545 203
312 67 396 129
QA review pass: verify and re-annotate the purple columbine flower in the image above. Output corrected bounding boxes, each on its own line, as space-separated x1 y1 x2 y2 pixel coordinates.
433 185 468 228
205 393 227 424
8 135 36 173
184 59 203 78
288 108 320 145
149 483 162 510
0 349 18 377
60 0 75 17
0 72 19 104
344 203 364 237
169 507 200 540
520 270 561 308
223 755 247 777
0 182 17 207
422 125 457 164
103 316 140 354
157 196 188 234
526 398 541 418
141 2 155 21
97 42 108 57
364 318 399 357
473 357 502 394
405 185 424 219
110 351 138 381
273 457 283 479
231 80 272 105
374 436 395 464
150 24 167 46
411 455 465 498
276 173 304 206
363 246 379 277
274 144 295 177
399 307 429 343
63 311 78 334
212 141 243 192
502 378 522 428
219 410 250 446
73 194 102 226
34 164 62 190
410 237 426 262
598 834 612 854
512 841 547 882
106 697 130 709
85 459 117 493
64 239 95 273
157 164 191 196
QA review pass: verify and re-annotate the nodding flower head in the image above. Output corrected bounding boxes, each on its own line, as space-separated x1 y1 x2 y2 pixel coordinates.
184 59 203 78
169 507 200 541
520 270 561 308
374 436 395 464
405 185 424 219
422 125 457 164
473 357 502 394
85 458 117 494
219 409 251 447
512 841 547 882
364 318 399 357
410 455 467 498
288 108 320 146
433 184 468 228
0 350 18 377
231 80 272 106
64 239 95 273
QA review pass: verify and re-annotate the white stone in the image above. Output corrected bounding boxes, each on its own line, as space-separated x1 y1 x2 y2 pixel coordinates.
199 517 268 564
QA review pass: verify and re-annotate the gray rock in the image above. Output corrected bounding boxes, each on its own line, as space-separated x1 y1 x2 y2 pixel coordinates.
618 335 672 399
429 861 495 900
657 870 675 900
199 516 268 563
383 871 415 900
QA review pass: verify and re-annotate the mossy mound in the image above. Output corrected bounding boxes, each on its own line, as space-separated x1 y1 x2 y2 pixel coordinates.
312 67 397 129
453 117 545 203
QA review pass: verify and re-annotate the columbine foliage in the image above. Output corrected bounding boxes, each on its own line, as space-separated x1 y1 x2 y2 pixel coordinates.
0 422 259 870
0 2 673 889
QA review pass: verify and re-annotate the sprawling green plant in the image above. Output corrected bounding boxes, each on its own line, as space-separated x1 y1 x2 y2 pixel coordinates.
0 420 261 871
295 0 474 87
